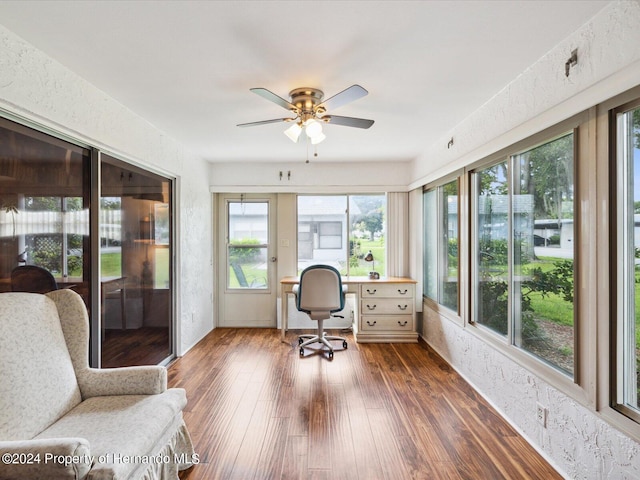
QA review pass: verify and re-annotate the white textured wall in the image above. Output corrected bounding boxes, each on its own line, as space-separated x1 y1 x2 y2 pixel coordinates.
410 0 640 188
0 25 213 355
416 2 640 478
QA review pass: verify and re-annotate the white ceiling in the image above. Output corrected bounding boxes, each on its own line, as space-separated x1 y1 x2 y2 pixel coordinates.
0 1 610 165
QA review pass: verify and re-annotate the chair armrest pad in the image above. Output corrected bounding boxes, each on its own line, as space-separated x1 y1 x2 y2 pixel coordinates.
292 284 299 294
0 438 91 480
78 366 167 399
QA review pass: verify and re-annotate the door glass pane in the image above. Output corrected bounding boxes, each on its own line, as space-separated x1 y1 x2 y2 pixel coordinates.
0 118 90 308
618 106 640 411
228 201 268 289
474 162 509 336
512 134 574 376
100 156 172 367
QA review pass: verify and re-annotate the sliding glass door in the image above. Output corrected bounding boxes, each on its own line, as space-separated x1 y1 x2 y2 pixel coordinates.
0 117 91 304
0 116 174 368
100 155 173 367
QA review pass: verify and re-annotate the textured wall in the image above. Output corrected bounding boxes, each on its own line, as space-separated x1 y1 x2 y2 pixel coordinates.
418 2 640 478
424 307 640 479
0 24 214 355
410 0 640 188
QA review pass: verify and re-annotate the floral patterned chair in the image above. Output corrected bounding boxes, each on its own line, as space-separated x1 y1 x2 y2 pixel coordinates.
0 289 195 479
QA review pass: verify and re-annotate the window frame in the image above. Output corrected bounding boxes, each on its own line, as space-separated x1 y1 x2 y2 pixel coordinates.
610 94 640 426
464 112 593 405
423 172 463 324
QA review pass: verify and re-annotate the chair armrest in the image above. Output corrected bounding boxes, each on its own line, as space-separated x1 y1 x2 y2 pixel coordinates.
292 284 299 294
342 285 348 293
77 366 167 399
0 438 91 480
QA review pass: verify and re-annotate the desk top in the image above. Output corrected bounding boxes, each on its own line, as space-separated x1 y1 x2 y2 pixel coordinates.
280 276 416 285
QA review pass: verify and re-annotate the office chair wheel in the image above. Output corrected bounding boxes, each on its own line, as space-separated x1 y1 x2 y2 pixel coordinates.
343 341 348 349
328 350 334 360
298 337 304 345
299 347 304 356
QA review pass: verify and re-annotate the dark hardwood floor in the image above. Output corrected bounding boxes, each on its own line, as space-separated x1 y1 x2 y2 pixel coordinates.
169 328 561 480
102 327 170 367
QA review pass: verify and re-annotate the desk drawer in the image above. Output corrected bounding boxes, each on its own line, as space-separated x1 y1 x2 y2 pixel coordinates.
360 299 413 315
361 315 414 331
361 284 414 298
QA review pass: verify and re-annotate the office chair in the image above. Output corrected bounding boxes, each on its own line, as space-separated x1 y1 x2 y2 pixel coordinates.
11 265 59 294
294 264 348 360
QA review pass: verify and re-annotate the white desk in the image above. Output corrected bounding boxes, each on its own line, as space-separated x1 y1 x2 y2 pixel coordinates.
280 276 418 343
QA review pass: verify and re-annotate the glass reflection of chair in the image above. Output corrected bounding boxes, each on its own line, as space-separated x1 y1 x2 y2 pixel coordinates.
11 265 58 294
294 264 348 360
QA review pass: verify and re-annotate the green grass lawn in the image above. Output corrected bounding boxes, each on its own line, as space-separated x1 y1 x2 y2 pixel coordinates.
101 252 121 277
100 250 170 288
350 238 385 276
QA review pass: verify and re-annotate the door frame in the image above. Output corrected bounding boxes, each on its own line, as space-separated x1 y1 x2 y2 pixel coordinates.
216 193 277 327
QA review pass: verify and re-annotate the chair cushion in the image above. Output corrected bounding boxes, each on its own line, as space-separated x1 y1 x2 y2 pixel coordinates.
0 293 82 440
35 389 187 479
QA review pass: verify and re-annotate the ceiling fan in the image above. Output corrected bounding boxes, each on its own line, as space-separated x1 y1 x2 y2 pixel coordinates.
237 84 374 145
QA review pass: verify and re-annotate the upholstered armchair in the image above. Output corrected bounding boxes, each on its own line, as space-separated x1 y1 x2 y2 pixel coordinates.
0 289 195 480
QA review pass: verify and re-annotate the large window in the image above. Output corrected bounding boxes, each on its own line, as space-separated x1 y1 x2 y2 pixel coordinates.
472 133 575 376
615 103 640 418
424 178 459 313
297 194 386 276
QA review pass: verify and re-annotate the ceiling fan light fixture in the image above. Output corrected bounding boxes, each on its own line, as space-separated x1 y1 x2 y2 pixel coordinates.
310 132 326 145
304 119 323 138
241 85 373 151
284 122 302 142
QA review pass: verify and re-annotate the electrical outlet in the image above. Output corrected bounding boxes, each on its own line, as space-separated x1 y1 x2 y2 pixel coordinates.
536 403 548 428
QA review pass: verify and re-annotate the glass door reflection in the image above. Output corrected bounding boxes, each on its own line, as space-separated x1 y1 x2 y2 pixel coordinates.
100 155 173 367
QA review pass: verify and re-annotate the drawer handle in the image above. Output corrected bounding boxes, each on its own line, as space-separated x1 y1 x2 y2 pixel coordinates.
366 304 377 310
366 289 377 294
398 305 408 311
398 320 408 327
397 289 408 295
367 320 377 326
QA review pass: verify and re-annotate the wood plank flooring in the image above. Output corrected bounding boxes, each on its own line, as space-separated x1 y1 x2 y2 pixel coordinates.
169 328 560 480
102 327 169 367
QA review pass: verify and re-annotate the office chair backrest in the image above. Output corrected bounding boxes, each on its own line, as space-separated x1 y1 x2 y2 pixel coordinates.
11 265 59 294
296 265 344 318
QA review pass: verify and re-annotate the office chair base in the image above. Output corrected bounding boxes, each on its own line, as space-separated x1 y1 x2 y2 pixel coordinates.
298 319 347 359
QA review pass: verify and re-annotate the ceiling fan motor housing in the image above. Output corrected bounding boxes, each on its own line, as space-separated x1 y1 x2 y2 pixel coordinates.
289 88 326 119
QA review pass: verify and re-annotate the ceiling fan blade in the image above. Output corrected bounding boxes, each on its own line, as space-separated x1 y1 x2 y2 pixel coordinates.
250 88 297 111
321 115 374 129
237 118 295 127
317 85 368 112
